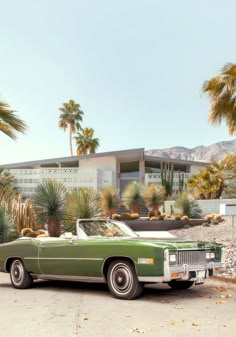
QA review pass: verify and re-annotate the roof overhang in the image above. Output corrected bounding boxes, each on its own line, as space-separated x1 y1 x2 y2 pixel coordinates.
0 148 145 169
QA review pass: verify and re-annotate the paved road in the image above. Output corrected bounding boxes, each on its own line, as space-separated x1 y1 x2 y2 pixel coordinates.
0 273 235 337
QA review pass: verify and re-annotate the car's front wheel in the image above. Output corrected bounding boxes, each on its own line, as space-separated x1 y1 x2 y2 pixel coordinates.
107 260 143 300
167 280 194 290
10 259 33 289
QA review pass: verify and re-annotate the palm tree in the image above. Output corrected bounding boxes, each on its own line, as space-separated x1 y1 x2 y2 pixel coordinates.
74 127 100 155
0 168 15 187
122 181 145 214
58 99 84 156
143 184 166 216
202 63 236 135
0 99 28 139
0 169 17 207
32 180 68 237
188 154 236 199
100 186 120 218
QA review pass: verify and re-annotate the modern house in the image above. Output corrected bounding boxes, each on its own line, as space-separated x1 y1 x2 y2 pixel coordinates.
0 148 208 197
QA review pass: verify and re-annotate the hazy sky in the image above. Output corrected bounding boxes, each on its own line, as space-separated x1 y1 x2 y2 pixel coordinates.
0 0 235 164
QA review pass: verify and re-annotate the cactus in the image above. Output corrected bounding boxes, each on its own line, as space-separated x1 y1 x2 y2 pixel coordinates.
161 162 174 196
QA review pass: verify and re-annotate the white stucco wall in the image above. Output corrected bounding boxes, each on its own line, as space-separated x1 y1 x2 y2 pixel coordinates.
79 156 117 171
189 164 205 174
164 199 236 216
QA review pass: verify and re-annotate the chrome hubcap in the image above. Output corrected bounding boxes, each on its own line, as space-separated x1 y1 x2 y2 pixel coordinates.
111 263 133 295
11 261 24 285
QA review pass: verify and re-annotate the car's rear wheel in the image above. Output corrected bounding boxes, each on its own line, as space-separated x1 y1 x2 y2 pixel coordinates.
167 280 194 290
107 260 143 300
10 259 33 289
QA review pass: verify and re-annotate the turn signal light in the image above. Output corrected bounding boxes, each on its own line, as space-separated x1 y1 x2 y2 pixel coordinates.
171 273 179 278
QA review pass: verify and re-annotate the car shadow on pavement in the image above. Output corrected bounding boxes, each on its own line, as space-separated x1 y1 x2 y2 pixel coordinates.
0 277 218 302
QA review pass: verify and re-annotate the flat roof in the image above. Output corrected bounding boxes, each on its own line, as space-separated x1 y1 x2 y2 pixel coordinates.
0 147 208 170
0 148 145 169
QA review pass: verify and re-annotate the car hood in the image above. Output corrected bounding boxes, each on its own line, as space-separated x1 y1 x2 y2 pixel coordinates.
129 237 223 249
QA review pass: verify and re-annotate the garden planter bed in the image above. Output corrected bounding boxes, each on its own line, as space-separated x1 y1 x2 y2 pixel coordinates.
123 219 206 231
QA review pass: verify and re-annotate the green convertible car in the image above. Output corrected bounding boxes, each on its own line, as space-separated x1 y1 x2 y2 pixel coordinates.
0 219 225 299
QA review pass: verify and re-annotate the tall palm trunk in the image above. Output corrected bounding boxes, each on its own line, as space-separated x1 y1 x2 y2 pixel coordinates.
69 125 73 156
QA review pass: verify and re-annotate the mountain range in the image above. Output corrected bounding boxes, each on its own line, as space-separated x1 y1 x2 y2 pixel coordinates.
145 139 236 162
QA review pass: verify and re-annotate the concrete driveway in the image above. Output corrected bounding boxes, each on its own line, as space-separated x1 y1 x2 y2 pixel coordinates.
0 273 235 337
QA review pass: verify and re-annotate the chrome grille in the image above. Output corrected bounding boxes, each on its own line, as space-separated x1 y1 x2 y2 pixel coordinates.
177 250 207 265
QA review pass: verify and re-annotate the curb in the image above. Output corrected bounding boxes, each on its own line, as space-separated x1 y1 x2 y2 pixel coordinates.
212 275 236 284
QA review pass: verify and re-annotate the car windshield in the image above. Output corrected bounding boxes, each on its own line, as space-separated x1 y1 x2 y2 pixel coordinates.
78 220 138 238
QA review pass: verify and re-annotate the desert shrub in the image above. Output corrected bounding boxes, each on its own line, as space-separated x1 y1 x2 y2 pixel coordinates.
64 188 103 229
122 181 145 214
213 214 222 220
0 209 18 243
26 231 38 237
150 216 158 221
204 214 212 220
175 215 181 220
158 215 165 220
120 212 132 220
181 215 189 221
33 179 68 237
131 213 140 220
164 214 171 219
112 214 121 220
35 229 47 236
100 186 120 218
175 192 201 218
21 227 33 236
143 184 165 216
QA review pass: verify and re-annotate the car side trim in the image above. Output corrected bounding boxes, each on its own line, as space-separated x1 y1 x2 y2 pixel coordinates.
31 274 106 283
25 257 104 261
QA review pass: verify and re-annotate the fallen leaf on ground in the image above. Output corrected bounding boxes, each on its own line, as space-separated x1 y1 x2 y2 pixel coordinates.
211 286 227 292
171 320 184 325
160 299 170 303
83 317 89 320
215 301 227 304
192 322 201 331
220 293 232 299
129 328 145 333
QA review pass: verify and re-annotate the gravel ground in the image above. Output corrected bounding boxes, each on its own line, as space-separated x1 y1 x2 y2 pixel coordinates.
169 217 236 279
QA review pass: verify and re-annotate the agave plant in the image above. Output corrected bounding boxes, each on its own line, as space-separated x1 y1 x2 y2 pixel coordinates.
143 184 166 216
100 186 120 218
175 192 201 218
122 181 145 214
32 179 68 237
64 188 103 232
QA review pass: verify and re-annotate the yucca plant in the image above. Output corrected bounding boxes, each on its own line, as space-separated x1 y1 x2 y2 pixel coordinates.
64 188 103 232
122 181 145 214
32 179 68 237
143 184 166 217
175 192 202 218
100 186 120 218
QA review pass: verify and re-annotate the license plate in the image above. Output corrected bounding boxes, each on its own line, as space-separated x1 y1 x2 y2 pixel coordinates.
197 270 205 278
